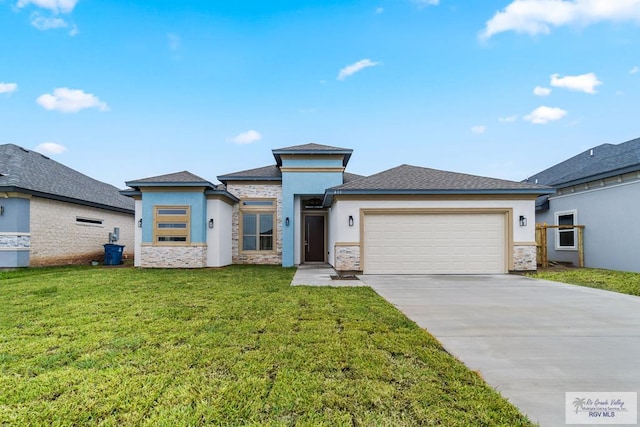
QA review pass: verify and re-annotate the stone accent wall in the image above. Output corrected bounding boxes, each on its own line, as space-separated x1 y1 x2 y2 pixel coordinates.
0 234 30 249
140 245 207 268
512 244 537 271
226 183 282 265
30 197 135 266
335 245 361 272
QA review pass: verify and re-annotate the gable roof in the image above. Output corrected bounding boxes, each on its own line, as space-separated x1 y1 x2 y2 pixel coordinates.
323 164 552 205
0 143 134 213
272 143 352 166
527 137 640 188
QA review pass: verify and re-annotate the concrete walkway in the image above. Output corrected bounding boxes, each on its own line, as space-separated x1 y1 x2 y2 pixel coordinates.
290 264 367 287
362 274 640 427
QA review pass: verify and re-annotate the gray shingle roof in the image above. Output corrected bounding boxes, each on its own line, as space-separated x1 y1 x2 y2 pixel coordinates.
343 172 365 183
218 165 364 185
272 143 353 166
126 171 212 186
526 137 640 187
123 170 239 202
330 164 552 192
217 165 282 183
272 143 351 152
0 143 134 213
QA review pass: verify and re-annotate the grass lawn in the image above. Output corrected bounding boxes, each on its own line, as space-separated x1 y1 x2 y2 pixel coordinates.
1 266 532 426
530 267 640 296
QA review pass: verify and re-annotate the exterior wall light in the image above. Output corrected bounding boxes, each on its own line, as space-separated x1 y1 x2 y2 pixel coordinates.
208 219 214 229
348 215 354 227
519 215 527 227
0 205 3 215
285 217 290 226
137 218 142 228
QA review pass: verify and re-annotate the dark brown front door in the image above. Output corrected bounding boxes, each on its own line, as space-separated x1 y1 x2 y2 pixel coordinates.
304 215 325 263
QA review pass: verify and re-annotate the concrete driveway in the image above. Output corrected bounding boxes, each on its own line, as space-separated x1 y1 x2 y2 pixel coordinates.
361 274 640 427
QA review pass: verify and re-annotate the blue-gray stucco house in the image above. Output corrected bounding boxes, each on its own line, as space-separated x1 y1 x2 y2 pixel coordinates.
529 137 640 273
122 143 552 274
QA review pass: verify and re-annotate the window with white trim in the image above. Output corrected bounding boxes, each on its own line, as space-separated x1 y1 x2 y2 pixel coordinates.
240 199 275 252
154 206 190 245
555 210 577 250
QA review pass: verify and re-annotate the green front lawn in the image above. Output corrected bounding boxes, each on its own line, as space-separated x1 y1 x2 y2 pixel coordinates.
1 266 532 426
531 268 640 296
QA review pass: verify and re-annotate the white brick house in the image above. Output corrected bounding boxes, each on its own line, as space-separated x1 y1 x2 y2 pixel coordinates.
0 144 134 267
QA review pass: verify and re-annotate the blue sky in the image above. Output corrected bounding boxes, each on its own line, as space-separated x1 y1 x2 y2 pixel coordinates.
1 0 640 188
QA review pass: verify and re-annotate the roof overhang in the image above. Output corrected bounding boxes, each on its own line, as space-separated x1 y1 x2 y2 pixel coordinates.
2 185 135 215
272 148 353 167
550 164 640 189
204 189 240 204
124 180 214 188
217 176 282 184
323 188 556 207
119 186 239 205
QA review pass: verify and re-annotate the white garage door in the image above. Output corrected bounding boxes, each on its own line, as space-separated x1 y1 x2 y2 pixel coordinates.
363 212 506 274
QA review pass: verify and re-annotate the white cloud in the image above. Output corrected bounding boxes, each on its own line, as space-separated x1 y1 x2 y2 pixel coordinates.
481 0 640 40
30 13 67 30
375 7 384 13
471 125 486 134
16 0 78 14
0 82 18 94
231 130 262 144
36 88 109 113
499 115 518 123
337 59 380 81
412 0 440 6
550 72 602 93
533 86 552 96
35 142 66 154
524 105 567 124
30 14 77 35
630 66 639 74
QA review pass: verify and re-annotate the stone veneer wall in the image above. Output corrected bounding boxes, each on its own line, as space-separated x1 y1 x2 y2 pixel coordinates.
0 234 30 249
512 244 537 271
335 244 536 272
140 245 207 268
334 245 361 272
30 197 135 266
226 183 283 265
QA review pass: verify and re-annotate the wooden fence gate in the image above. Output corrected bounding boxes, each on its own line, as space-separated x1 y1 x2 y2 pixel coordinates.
535 224 585 268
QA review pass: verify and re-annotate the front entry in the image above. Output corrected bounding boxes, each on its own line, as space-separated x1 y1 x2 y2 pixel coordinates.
304 215 325 263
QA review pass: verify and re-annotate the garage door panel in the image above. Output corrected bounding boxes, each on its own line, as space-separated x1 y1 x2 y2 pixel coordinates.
363 213 506 274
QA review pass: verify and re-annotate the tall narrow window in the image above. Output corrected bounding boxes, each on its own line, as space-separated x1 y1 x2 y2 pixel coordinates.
240 199 275 252
555 210 577 250
154 206 190 245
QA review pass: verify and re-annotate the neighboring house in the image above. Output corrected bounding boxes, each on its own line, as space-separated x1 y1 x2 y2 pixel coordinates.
123 143 552 274
0 144 135 267
528 137 640 273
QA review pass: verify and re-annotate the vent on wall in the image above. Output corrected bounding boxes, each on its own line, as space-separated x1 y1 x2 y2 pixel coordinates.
76 217 104 226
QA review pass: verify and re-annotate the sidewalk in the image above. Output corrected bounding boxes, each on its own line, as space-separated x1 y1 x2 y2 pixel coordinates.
290 264 366 287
